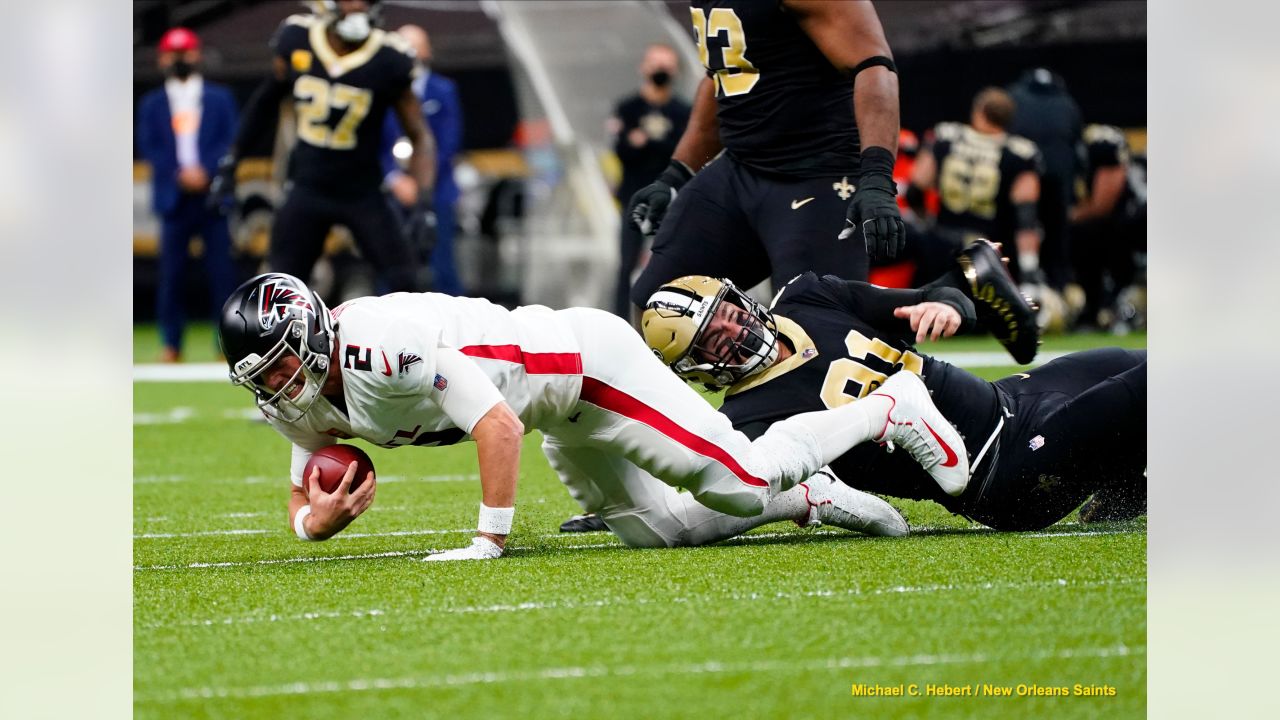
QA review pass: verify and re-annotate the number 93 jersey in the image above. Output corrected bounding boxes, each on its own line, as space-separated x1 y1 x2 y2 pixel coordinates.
271 14 417 196
690 1 859 178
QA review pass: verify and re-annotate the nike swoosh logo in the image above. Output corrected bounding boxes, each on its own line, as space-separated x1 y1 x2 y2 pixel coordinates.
922 418 960 468
1015 373 1031 379
381 350 392 377
790 197 815 210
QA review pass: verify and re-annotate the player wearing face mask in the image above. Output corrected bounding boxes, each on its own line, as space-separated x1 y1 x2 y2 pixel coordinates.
607 43 693 318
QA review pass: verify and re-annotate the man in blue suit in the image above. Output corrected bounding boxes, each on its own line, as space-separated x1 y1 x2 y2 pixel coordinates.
136 28 239 362
381 24 465 295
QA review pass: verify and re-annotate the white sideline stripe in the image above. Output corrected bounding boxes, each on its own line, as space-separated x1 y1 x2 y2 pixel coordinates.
137 643 1144 702
139 506 413 524
141 577 1143 631
133 351 1073 383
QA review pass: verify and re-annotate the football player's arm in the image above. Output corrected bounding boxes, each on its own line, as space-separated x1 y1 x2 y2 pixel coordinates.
1071 164 1127 223
227 57 289 161
1011 169 1042 278
906 146 937 216
426 348 523 558
786 0 899 155
393 87 437 194
833 279 977 341
670 77 722 172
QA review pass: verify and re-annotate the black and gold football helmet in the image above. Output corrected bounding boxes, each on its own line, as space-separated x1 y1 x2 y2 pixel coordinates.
642 276 779 390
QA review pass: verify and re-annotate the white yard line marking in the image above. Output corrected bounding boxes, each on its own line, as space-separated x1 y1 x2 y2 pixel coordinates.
134 527 475 540
139 577 1145 630
133 407 196 425
135 549 436 571
136 643 1144 702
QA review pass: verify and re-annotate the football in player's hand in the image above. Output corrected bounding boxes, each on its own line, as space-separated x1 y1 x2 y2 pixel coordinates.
304 444 374 494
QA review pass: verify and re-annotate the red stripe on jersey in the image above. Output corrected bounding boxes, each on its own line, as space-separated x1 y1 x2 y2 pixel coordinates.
459 344 583 375
578 376 769 489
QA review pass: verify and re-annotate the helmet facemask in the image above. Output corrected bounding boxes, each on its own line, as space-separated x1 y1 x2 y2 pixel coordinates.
230 318 332 422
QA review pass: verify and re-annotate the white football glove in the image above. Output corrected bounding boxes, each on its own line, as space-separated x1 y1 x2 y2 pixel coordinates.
421 536 504 562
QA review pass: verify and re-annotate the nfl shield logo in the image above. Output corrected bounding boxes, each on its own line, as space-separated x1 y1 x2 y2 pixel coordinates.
1029 435 1045 451
433 374 448 391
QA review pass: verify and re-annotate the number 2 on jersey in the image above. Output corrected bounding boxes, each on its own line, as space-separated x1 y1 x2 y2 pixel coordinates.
294 75 372 150
691 7 759 97
820 330 924 408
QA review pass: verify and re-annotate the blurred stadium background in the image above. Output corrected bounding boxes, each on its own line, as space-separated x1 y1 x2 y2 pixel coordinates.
132 0 1145 322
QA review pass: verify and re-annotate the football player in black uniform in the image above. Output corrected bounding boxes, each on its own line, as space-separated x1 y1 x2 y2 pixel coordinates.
909 88 1045 291
637 254 1146 532
1070 124 1146 330
209 0 433 293
627 0 905 315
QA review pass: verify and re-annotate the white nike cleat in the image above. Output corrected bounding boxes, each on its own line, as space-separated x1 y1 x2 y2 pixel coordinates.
868 372 970 496
798 471 909 537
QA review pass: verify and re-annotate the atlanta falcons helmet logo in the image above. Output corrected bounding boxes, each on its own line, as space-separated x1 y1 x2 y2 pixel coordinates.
257 280 315 332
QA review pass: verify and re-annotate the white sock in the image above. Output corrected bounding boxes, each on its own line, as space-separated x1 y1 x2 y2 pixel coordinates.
675 486 811 546
748 396 888 491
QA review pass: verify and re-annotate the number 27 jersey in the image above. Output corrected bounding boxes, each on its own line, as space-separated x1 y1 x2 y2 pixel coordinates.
271 15 417 196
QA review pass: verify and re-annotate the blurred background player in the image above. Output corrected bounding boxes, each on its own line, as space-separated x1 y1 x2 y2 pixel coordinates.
136 27 239 363
1008 67 1084 295
208 0 434 295
1070 123 1146 331
908 88 1045 293
627 0 905 318
607 43 691 318
381 23 465 295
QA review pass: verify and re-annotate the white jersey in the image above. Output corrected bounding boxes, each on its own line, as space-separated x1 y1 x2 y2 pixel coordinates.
272 292 582 486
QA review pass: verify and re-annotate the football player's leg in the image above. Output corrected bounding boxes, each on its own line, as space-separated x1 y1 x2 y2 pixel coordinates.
630 158 767 313
199 210 239 318
756 174 867 285
564 307 924 516
345 193 420 293
543 436 893 546
975 349 1147 530
268 188 334 285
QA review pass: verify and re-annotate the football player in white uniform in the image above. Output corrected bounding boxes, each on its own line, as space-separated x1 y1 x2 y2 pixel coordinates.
218 273 969 560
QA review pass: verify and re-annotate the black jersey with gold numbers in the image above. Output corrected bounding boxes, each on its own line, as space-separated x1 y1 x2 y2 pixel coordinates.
271 15 416 196
690 0 859 178
719 272 1000 505
930 122 1043 245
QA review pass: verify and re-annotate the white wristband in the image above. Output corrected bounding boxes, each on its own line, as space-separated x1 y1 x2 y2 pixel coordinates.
294 505 315 541
477 503 514 535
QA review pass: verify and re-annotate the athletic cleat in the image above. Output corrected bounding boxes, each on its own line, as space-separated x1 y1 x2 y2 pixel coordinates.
559 513 608 533
869 372 970 496
798 471 908 537
958 238 1040 364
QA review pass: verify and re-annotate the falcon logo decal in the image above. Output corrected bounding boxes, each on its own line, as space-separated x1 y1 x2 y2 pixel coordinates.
398 351 424 377
257 281 313 331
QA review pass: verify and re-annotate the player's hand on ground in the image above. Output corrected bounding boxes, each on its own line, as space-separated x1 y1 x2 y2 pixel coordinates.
627 160 693 238
894 302 961 343
305 462 376 538
840 172 906 259
422 535 505 562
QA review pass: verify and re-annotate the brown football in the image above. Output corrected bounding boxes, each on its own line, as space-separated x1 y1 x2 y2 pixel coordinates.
304 444 374 494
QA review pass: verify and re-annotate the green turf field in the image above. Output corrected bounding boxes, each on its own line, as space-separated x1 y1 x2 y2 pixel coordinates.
134 330 1146 719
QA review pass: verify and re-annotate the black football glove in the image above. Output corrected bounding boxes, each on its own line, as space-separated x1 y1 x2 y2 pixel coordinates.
403 192 438 259
839 146 905 259
626 160 693 238
206 154 238 215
